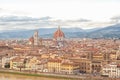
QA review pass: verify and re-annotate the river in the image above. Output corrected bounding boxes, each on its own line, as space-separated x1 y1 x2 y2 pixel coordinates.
0 73 64 80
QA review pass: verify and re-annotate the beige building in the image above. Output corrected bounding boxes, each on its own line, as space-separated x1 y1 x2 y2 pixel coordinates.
10 57 25 71
71 58 92 73
47 59 62 73
25 56 40 71
61 62 79 74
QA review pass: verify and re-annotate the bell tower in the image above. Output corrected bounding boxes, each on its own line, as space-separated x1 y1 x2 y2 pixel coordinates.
34 30 39 46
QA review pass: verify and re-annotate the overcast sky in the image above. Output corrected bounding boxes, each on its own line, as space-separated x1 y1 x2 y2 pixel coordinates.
0 0 120 31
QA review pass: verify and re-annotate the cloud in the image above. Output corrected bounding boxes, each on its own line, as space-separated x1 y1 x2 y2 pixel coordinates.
72 19 91 22
40 16 52 21
0 15 55 30
0 7 29 17
0 8 2 10
110 15 120 23
0 15 91 26
0 15 116 30
49 18 91 27
64 19 91 23
0 16 40 22
0 8 6 12
111 16 120 20
84 21 115 29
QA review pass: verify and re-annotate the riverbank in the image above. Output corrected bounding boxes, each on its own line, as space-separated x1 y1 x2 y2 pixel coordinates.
0 69 110 80
0 70 82 80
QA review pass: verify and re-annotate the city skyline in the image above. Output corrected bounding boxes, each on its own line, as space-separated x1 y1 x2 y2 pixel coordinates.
0 0 120 31
0 1 120 79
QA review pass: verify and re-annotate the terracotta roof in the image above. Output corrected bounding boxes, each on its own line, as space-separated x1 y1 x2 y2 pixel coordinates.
49 59 62 63
12 57 24 62
117 64 120 68
62 62 78 66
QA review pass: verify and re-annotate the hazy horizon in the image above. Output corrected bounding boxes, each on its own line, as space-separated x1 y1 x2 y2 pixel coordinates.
0 0 120 31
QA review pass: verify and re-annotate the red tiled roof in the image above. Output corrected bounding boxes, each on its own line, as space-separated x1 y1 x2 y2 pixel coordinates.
49 59 62 63
62 62 78 66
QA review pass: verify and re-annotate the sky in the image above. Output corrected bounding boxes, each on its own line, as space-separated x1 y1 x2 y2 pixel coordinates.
0 0 120 31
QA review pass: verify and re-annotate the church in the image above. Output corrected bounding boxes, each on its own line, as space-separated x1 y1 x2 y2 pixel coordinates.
53 26 65 47
28 26 66 48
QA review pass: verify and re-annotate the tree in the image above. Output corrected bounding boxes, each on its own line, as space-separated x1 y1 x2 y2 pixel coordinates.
17 63 25 71
4 62 10 68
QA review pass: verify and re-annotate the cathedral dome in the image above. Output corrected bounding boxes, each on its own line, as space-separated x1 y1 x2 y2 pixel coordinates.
53 26 65 39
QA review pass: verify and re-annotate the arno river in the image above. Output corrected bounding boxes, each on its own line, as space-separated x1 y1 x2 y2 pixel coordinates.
0 73 64 80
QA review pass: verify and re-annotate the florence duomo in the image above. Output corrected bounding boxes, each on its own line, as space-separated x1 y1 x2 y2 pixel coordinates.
1 0 120 80
29 26 66 48
53 26 65 47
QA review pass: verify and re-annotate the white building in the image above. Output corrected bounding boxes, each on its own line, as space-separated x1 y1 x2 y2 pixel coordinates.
102 62 120 78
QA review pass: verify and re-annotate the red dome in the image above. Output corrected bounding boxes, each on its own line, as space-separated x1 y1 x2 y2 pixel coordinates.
53 26 65 39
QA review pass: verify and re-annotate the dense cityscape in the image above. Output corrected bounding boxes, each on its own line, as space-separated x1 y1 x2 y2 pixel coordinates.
0 26 120 80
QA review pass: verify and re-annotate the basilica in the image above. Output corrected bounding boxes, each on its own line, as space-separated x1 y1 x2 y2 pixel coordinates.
29 26 65 48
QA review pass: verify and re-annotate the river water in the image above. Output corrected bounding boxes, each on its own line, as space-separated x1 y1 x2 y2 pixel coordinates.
0 73 64 80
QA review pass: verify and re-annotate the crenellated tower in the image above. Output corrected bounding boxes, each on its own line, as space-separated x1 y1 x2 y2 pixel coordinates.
33 30 39 46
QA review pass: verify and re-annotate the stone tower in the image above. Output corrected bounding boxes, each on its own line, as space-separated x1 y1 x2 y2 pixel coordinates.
116 46 120 60
33 30 39 46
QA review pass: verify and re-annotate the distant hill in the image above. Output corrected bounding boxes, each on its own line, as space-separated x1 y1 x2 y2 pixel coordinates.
86 24 120 38
0 24 120 39
0 28 84 39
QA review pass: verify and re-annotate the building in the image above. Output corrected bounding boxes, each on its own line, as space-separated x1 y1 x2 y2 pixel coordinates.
10 57 25 71
29 36 34 45
71 58 92 73
71 53 110 74
61 62 79 74
102 62 120 78
36 62 48 72
91 60 102 73
34 30 39 46
116 46 120 60
47 59 62 73
29 30 40 46
2 56 10 68
25 56 39 71
53 26 65 47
